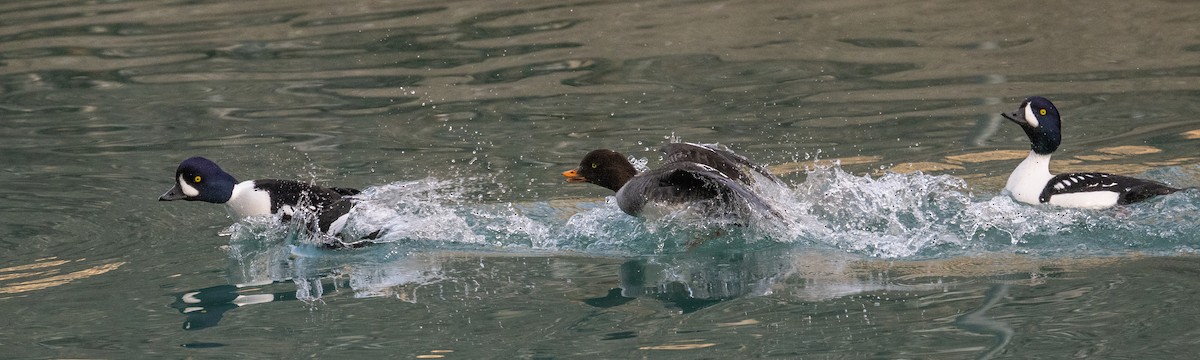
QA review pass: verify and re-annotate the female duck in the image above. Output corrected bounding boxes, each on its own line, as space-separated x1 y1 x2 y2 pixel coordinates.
562 142 782 219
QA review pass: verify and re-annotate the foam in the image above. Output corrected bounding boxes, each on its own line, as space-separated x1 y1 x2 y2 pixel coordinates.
219 163 1200 300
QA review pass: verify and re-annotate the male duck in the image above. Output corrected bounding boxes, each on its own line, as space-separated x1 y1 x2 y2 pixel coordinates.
159 156 375 248
1002 96 1182 208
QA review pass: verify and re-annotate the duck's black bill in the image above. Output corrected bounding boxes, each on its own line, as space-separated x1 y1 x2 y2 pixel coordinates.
159 184 187 201
1000 110 1022 124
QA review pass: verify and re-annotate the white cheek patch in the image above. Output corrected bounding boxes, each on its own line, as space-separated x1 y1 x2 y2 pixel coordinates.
178 175 200 197
1023 105 1040 128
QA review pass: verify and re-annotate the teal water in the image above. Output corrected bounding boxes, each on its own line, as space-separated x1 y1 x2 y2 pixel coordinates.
3 0 1200 357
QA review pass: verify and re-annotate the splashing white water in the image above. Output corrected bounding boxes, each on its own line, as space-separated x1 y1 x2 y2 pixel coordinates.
757 164 1200 258
218 163 1200 300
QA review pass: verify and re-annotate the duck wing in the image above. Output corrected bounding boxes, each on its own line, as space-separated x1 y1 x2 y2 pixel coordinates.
660 142 781 184
616 162 781 219
252 179 358 233
1038 172 1181 205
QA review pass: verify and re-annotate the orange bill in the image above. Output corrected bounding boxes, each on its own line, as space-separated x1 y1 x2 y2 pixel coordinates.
562 168 587 183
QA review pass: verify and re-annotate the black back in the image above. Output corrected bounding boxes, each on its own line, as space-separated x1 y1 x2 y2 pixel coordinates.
1038 172 1181 205
253 179 360 233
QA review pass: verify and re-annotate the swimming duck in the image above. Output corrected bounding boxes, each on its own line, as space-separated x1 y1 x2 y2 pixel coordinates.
1002 96 1182 208
159 156 374 248
562 142 782 218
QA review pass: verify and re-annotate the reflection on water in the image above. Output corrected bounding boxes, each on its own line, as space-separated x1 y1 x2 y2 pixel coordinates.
3 0 1200 357
170 242 1157 358
171 282 301 331
955 284 1013 360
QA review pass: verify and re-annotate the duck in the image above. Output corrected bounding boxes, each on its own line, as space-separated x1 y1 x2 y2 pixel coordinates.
1001 96 1182 208
159 156 376 249
562 142 783 219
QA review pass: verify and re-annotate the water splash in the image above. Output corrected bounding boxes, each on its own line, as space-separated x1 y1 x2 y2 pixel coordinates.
551 162 1200 258
776 164 1200 258
219 163 1200 300
780 166 978 258
340 177 555 249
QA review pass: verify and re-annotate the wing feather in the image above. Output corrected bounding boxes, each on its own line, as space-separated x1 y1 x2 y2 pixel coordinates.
1039 172 1180 205
619 162 781 219
660 143 781 184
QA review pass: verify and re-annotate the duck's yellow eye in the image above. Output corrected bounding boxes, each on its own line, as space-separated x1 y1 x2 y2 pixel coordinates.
591 163 598 169
193 175 202 183
1039 109 1047 116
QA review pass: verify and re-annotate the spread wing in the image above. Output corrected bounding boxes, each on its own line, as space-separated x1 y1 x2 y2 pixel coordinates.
660 143 781 184
1039 172 1180 205
619 162 782 219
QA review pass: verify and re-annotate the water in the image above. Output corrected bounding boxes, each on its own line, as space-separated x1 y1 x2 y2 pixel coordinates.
3 0 1200 357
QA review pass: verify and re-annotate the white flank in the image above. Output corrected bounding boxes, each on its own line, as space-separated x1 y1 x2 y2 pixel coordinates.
327 213 351 234
1004 151 1053 205
1047 191 1120 209
225 181 272 218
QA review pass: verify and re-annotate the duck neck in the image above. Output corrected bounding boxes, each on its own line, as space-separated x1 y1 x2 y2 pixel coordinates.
597 170 634 192
1025 126 1060 155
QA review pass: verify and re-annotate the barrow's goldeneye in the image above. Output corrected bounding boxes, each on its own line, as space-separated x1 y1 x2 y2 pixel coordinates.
159 156 376 248
1001 96 1182 208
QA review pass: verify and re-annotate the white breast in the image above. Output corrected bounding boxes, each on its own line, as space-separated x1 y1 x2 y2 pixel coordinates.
225 181 272 218
1004 151 1053 205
